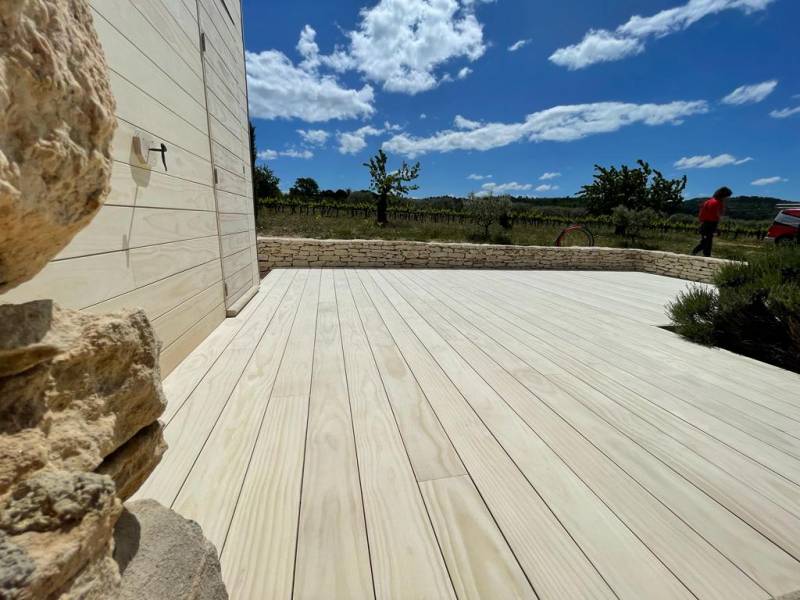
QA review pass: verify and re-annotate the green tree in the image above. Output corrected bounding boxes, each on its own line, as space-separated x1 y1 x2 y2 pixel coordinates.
465 193 513 237
289 177 320 199
249 122 261 215
363 149 420 225
253 164 281 200
580 160 686 216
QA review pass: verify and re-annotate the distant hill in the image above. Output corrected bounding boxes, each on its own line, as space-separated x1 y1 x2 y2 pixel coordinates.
679 196 799 221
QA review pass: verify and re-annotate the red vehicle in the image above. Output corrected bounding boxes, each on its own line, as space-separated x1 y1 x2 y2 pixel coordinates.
765 205 800 244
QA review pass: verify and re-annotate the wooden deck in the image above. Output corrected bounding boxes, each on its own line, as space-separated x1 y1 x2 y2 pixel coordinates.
134 268 800 600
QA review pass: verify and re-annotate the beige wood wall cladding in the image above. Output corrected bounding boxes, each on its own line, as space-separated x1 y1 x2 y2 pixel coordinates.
198 0 259 312
0 0 259 377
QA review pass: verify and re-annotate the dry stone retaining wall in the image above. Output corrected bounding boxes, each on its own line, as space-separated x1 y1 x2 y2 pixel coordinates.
257 237 730 284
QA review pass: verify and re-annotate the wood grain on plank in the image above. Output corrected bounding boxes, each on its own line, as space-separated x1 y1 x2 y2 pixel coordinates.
87 258 221 323
340 272 465 483
172 271 308 550
1 236 220 309
107 160 215 211
134 270 296 505
294 271 373 599
160 274 283 421
159 301 225 376
152 282 224 349
110 71 210 160
370 271 693 600
392 270 779 598
91 10 207 132
91 0 204 93
351 270 616 600
111 119 213 186
55 206 218 260
334 270 456 599
420 475 537 600
221 270 321 600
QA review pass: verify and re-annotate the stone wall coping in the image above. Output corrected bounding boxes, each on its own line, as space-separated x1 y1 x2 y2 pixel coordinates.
256 236 734 283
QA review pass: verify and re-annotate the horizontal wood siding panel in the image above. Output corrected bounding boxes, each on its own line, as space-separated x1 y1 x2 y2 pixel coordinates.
204 66 246 126
207 94 246 151
158 0 200 47
222 247 253 275
2 236 220 309
209 116 245 162
92 11 208 133
212 141 246 180
88 259 222 322
218 213 251 236
153 281 226 348
215 165 249 197
198 0 240 65
108 161 215 211
91 0 204 87
110 71 211 160
221 231 251 257
112 120 213 186
160 302 226 376
216 189 251 214
56 207 219 260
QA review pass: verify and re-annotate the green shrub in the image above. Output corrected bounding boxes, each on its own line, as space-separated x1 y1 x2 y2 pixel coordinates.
668 246 800 373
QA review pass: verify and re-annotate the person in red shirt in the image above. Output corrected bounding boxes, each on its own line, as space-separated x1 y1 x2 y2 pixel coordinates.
692 187 732 257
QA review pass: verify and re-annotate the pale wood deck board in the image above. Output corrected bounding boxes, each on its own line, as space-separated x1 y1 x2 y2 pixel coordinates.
368 271 695 600
427 271 800 520
390 270 795 597
419 475 537 600
293 270 373 599
465 272 800 475
498 270 800 412
170 271 309 550
134 268 800 599
220 270 321 599
134 270 296 506
353 270 617 599
335 270 456 599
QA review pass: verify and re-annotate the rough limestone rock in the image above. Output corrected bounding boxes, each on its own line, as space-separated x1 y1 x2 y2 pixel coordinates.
0 0 116 293
0 470 121 599
97 422 167 502
0 301 167 496
0 301 167 599
114 500 229 600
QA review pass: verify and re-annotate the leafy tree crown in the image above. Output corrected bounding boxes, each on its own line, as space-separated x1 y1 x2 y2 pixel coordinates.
363 149 421 199
580 159 686 215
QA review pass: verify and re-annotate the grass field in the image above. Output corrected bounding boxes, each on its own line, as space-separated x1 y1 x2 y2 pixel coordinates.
257 212 769 262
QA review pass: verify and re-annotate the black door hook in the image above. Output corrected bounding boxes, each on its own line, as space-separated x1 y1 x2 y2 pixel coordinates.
149 143 168 172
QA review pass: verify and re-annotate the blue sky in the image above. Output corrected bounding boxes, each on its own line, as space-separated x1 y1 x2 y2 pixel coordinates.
242 0 799 200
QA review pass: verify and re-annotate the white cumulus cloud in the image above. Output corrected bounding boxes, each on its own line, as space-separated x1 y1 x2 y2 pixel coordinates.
298 129 330 146
540 172 562 180
384 100 709 157
477 181 533 196
752 176 787 186
467 173 492 180
722 80 778 105
535 184 560 193
345 0 487 94
770 106 800 119
550 0 776 70
246 49 375 122
508 39 531 52
674 154 753 169
337 122 402 155
454 115 482 130
258 148 314 161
